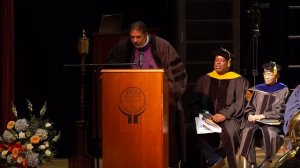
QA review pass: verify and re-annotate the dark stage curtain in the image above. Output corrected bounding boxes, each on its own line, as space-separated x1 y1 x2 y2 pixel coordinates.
0 0 14 132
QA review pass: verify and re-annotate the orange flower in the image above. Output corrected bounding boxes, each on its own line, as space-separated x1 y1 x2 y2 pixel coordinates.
7 121 15 129
12 148 19 158
30 135 40 144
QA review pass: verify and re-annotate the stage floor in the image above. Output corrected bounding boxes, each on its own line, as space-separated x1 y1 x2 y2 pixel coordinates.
43 146 288 168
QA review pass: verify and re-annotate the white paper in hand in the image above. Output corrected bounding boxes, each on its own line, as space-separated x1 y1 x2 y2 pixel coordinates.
195 113 222 134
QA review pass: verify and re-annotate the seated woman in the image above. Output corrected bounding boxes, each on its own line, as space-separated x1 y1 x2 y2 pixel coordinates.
238 62 289 168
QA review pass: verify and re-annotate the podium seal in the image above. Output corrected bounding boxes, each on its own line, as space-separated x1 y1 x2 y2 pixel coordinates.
119 87 146 124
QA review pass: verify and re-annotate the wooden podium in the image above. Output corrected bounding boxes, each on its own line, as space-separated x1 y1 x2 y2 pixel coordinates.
101 69 169 168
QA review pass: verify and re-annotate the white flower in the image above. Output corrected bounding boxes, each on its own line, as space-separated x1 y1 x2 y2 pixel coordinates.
6 154 12 162
26 143 34 150
27 153 40 167
15 119 29 132
0 101 61 167
17 157 23 163
52 131 61 142
44 141 49 148
39 145 46 150
52 135 59 142
1 150 8 158
45 150 51 156
35 128 48 140
45 123 52 128
3 130 16 143
18 131 26 139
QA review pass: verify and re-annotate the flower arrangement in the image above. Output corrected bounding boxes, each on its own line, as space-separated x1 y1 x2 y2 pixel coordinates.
0 99 60 168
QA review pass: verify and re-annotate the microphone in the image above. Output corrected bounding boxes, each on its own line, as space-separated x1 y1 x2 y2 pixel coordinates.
138 49 144 68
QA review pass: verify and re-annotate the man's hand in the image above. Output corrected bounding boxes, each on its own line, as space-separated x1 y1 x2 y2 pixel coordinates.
248 114 256 122
212 114 226 123
248 114 265 122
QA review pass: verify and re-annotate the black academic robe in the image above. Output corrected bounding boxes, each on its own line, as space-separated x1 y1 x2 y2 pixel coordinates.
107 35 188 166
239 82 289 163
188 71 249 168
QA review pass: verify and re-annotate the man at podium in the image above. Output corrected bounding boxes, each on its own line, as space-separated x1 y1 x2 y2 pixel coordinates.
107 21 188 168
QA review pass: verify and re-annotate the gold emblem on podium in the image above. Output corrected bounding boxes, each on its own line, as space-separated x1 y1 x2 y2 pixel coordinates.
119 87 146 124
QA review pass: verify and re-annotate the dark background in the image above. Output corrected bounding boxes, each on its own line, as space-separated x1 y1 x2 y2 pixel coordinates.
13 0 300 157
14 0 175 157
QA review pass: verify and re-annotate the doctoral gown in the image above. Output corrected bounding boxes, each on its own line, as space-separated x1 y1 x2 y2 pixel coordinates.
107 34 188 165
188 70 248 168
239 82 289 163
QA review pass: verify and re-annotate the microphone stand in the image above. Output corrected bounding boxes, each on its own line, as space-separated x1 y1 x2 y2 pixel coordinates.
243 3 265 86
68 30 94 168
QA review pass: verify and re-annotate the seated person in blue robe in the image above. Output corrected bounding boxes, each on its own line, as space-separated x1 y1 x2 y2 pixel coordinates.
283 85 300 136
238 62 289 168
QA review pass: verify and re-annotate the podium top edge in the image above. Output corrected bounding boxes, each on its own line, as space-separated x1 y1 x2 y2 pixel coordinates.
101 69 164 73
